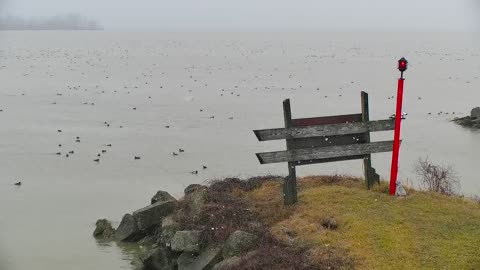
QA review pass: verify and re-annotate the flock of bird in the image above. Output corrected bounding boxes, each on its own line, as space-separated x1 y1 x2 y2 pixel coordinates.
4 36 476 188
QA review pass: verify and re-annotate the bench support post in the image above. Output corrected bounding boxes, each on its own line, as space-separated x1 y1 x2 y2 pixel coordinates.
361 91 380 188
283 99 297 205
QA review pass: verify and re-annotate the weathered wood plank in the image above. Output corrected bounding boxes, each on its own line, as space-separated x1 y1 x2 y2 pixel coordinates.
256 140 396 164
289 134 367 149
292 114 362 127
293 155 366 166
254 119 394 141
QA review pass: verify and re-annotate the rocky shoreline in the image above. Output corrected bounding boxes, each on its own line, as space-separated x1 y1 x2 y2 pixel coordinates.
93 177 316 270
453 107 480 128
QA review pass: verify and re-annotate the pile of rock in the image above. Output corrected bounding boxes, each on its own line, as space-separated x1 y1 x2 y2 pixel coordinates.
93 185 261 270
453 107 480 128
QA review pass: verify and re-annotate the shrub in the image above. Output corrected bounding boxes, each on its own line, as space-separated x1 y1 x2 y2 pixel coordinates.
413 157 460 196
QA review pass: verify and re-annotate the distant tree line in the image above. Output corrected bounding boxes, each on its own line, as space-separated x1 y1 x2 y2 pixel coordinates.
0 14 103 30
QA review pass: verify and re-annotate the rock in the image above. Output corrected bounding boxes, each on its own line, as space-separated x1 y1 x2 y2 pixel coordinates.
189 189 207 217
141 247 174 270
395 182 407 197
133 200 177 231
453 107 480 128
93 219 115 239
177 246 222 270
116 214 144 242
138 235 158 246
460 117 474 126
453 115 480 129
161 216 182 247
171 230 204 254
184 184 206 196
177 252 196 270
151 191 176 205
222 231 259 258
212 251 257 270
321 217 338 230
130 253 145 270
211 256 242 270
471 107 480 118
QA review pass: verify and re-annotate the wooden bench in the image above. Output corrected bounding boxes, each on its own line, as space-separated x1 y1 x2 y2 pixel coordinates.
253 91 396 205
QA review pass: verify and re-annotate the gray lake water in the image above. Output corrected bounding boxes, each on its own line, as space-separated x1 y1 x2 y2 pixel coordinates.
0 31 479 270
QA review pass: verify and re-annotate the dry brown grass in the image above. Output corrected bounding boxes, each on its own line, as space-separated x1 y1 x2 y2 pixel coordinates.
244 175 358 269
174 178 264 242
172 176 330 269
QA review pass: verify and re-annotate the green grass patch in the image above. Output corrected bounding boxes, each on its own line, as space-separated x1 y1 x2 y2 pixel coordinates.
246 176 480 270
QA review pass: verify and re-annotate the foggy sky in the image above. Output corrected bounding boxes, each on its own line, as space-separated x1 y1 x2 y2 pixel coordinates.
1 0 479 31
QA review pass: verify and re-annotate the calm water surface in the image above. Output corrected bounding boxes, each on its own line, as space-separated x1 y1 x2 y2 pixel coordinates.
0 32 479 270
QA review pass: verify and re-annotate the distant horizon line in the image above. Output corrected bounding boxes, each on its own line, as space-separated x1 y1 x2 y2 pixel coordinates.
0 29 478 33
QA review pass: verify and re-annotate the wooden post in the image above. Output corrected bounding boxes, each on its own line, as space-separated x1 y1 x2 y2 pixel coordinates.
283 99 297 205
361 91 374 189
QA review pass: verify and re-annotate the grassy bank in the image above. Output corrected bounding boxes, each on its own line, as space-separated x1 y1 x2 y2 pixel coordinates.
244 176 480 269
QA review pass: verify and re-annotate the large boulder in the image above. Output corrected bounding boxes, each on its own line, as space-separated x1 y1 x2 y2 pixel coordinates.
93 219 115 239
151 191 176 205
454 117 472 126
177 246 222 270
161 216 182 247
171 230 205 254
453 115 480 128
212 251 257 270
176 252 196 270
133 200 177 231
188 189 207 217
138 235 158 246
471 107 480 119
222 231 259 258
211 256 242 270
141 247 175 270
116 214 144 242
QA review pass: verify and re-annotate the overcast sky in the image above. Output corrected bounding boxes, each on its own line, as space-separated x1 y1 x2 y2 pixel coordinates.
1 0 479 31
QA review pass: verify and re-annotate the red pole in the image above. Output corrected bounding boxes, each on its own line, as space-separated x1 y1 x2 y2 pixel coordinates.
389 72 405 195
